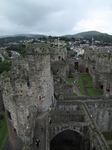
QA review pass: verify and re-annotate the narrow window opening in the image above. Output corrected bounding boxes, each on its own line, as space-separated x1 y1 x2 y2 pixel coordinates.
27 82 30 87
101 85 103 89
14 128 16 133
7 110 12 120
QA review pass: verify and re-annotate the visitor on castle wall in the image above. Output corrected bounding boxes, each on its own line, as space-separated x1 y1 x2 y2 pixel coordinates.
35 138 40 148
41 123 44 131
49 105 51 111
51 103 54 110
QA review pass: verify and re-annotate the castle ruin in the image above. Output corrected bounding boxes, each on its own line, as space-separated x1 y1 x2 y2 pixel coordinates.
0 44 112 150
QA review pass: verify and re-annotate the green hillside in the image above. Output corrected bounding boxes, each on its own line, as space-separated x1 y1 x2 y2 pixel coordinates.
65 31 112 43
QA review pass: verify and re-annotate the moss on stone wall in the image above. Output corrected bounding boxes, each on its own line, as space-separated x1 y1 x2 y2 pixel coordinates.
0 112 8 150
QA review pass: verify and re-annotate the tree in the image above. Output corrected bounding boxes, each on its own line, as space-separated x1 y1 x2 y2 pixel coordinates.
7 51 12 57
7 44 26 57
0 60 12 74
0 57 2 63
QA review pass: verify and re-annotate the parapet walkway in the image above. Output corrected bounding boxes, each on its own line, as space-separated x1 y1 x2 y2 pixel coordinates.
32 111 48 150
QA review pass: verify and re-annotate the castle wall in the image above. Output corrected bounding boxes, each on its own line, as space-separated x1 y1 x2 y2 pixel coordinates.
2 74 35 147
5 108 23 149
27 52 54 111
1 45 54 149
91 109 112 132
54 83 73 99
83 47 112 96
87 101 112 132
50 48 67 62
58 64 69 79
51 61 65 75
84 48 112 73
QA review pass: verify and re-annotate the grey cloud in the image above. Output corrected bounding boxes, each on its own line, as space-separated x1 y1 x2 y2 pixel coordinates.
0 0 112 35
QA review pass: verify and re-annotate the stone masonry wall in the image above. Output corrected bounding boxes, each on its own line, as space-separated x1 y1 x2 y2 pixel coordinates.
50 48 67 62
87 101 112 132
83 47 112 96
26 48 54 111
0 45 54 149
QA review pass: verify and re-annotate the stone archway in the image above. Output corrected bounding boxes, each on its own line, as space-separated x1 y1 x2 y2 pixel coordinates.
50 129 89 150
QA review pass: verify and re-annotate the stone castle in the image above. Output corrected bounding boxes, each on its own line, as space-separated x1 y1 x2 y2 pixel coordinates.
0 44 54 149
82 47 112 96
0 44 112 150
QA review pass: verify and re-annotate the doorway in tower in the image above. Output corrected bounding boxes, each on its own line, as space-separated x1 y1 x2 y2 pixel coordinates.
86 68 89 73
99 82 103 89
50 129 90 150
74 62 78 71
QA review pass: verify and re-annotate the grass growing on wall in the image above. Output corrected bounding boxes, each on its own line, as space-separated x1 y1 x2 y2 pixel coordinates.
68 73 103 96
84 74 103 96
0 113 8 150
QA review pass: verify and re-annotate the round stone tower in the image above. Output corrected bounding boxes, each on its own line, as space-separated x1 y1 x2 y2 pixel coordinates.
0 44 54 149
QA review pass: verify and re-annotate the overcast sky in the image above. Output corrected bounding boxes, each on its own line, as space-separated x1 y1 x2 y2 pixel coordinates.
0 0 112 36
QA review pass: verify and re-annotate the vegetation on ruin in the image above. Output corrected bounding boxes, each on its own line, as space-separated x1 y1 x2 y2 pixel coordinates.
103 132 112 140
78 74 86 95
103 132 112 150
109 145 112 150
73 92 77 96
0 59 12 74
78 74 103 96
7 44 26 57
87 87 103 96
0 113 8 150
68 73 75 83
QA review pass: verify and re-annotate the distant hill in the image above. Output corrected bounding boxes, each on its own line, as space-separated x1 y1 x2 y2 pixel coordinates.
0 34 47 46
15 34 47 39
0 34 47 39
0 31 112 44
0 36 30 45
65 31 112 43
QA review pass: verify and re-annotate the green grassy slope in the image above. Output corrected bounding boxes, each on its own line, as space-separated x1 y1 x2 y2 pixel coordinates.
0 113 8 150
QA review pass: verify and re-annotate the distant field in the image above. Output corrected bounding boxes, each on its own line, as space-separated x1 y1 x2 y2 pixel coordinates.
0 113 8 150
